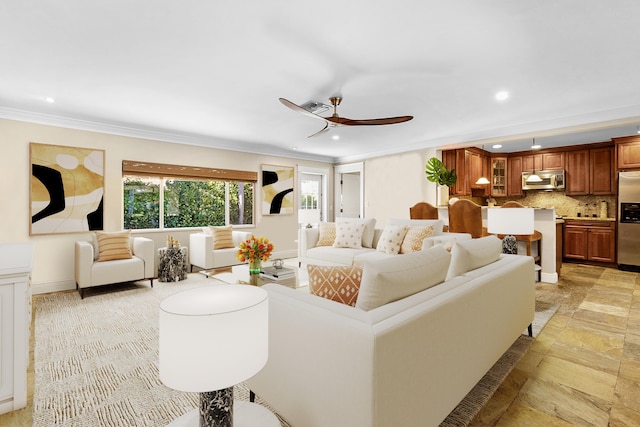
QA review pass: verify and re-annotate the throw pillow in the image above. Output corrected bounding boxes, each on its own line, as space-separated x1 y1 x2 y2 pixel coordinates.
445 235 502 280
308 265 363 307
336 217 377 248
399 225 435 254
376 224 409 254
95 230 133 262
387 218 444 235
333 221 366 249
207 225 234 249
356 246 451 311
316 222 336 246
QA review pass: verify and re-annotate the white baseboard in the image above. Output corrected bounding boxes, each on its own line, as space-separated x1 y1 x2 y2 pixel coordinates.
32 279 76 295
540 271 558 284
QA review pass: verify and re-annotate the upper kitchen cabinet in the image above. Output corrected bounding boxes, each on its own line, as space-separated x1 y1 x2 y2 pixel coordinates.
541 152 565 170
521 154 541 173
590 147 615 195
615 135 640 170
566 146 615 196
507 156 523 196
491 157 507 197
442 148 489 197
565 149 590 195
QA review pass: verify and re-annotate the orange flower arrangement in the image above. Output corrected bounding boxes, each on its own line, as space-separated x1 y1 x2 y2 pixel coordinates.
236 235 274 263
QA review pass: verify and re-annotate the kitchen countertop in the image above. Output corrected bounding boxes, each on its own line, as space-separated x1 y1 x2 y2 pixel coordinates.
558 216 616 222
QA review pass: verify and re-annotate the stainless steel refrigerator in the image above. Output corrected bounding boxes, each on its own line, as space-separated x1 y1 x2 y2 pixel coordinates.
618 171 640 271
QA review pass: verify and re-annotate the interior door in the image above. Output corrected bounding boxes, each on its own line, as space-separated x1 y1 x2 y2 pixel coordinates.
334 162 364 219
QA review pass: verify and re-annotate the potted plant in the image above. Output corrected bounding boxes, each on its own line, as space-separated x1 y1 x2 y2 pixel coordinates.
425 157 457 206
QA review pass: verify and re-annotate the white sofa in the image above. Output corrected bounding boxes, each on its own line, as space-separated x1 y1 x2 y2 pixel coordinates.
189 230 252 271
247 237 535 427
298 218 471 266
75 237 155 298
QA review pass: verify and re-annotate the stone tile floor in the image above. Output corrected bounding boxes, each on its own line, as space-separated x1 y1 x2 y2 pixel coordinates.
472 263 640 426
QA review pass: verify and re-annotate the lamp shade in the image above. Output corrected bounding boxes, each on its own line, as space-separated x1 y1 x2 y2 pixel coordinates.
159 285 268 393
487 207 535 235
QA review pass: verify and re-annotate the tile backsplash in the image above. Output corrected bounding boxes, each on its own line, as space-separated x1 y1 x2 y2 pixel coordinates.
462 192 617 218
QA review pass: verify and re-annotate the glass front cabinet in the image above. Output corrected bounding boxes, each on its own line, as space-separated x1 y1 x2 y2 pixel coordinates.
491 157 507 197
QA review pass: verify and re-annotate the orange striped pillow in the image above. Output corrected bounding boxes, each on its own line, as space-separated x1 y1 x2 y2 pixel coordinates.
207 225 234 249
95 230 132 262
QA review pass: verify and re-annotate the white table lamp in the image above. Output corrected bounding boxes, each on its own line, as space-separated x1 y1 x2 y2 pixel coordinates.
486 207 535 254
159 285 269 427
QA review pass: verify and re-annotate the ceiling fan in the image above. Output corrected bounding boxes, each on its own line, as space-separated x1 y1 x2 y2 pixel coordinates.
279 96 413 138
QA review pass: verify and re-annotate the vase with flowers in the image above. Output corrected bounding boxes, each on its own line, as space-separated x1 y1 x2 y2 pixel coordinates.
236 235 274 286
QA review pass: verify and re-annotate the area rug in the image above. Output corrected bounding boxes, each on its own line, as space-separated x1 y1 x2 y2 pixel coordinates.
33 275 557 427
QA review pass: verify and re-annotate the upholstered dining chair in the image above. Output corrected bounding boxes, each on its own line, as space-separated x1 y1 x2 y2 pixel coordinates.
447 199 484 238
409 202 439 220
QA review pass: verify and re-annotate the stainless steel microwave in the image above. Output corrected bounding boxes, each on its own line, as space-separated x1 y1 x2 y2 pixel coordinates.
521 170 565 190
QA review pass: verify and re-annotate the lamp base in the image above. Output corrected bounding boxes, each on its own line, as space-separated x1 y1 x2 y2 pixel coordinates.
502 235 518 254
200 388 233 427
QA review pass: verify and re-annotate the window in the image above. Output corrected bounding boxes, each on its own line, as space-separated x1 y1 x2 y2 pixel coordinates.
122 161 256 230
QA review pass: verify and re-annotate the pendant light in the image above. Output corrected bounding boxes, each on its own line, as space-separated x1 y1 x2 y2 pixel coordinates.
475 145 491 185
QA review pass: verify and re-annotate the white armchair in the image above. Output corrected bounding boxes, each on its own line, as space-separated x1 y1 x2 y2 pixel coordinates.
75 236 155 298
189 230 252 271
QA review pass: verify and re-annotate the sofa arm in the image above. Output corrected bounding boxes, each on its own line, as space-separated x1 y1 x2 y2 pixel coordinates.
132 237 155 278
189 233 214 270
298 227 319 259
74 241 94 288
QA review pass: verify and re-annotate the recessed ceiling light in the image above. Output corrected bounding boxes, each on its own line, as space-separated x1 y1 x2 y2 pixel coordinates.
44 96 55 103
495 91 509 101
292 146 298 150
332 135 340 141
492 144 502 149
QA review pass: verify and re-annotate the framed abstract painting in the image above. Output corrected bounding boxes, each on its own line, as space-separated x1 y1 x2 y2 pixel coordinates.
30 143 105 235
261 164 294 215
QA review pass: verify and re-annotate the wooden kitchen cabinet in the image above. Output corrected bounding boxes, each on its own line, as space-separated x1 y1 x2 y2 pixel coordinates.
565 149 590 195
491 157 507 196
542 152 565 170
563 220 616 264
522 154 542 173
442 148 489 197
507 156 523 196
590 146 615 195
615 135 640 169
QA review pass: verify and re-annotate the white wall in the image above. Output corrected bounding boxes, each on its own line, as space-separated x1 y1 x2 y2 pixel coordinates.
363 147 439 226
0 118 331 293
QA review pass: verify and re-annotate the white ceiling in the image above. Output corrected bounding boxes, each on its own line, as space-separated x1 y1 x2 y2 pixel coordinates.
2 1 640 163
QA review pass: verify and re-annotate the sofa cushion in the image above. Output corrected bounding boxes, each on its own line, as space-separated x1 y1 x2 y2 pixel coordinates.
308 265 363 307
376 224 409 254
400 225 435 254
333 221 366 249
336 217 377 248
95 230 132 262
206 225 234 249
316 222 336 246
445 235 503 280
306 246 375 265
356 246 451 311
387 218 444 235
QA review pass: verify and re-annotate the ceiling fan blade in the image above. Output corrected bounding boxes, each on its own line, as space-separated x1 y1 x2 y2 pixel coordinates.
307 123 330 138
341 116 414 126
279 98 326 121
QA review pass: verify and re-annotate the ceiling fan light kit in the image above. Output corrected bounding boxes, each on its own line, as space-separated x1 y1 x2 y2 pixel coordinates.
279 96 413 138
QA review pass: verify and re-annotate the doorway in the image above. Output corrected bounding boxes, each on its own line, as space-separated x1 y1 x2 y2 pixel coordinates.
298 167 329 227
335 162 364 219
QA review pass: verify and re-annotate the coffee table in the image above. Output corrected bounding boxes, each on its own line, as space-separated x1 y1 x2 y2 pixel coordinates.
212 264 298 289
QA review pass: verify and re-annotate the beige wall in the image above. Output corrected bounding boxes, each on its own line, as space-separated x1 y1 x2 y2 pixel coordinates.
0 118 331 293
363 148 439 226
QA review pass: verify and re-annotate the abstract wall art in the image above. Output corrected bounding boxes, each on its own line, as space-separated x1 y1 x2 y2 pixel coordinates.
30 143 105 235
261 164 294 215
